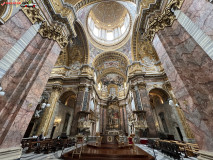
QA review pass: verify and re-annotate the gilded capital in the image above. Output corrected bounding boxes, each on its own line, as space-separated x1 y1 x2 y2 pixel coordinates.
52 85 63 91
22 7 44 24
39 22 68 48
78 85 86 91
143 0 184 41
163 80 172 90
138 82 146 89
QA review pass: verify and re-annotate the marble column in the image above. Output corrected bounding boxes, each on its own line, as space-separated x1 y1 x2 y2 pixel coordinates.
66 111 73 136
137 83 157 137
96 104 100 133
0 31 60 160
169 99 188 142
165 83 194 142
70 85 86 135
37 85 62 137
153 18 213 151
46 101 60 137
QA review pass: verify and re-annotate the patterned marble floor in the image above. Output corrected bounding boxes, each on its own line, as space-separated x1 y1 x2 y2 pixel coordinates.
20 144 198 160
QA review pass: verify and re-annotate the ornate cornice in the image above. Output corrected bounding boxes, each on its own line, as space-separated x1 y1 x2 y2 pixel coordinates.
42 0 76 38
39 22 68 48
142 0 184 41
137 0 163 34
80 65 94 78
22 7 44 24
127 62 144 77
22 7 69 49
74 0 136 11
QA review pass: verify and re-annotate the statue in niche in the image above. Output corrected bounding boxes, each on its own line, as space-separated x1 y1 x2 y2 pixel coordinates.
102 85 107 91
65 61 81 77
108 87 117 100
70 61 81 70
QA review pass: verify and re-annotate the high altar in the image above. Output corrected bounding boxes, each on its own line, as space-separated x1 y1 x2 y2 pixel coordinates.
101 101 127 144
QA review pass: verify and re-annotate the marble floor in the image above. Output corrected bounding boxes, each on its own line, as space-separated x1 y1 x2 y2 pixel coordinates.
20 144 198 160
136 144 198 160
20 144 85 160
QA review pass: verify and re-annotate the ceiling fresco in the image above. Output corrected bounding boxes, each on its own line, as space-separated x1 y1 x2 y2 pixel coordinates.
101 73 124 86
76 1 136 63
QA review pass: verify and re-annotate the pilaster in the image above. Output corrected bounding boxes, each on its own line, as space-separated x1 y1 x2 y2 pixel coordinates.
37 85 63 136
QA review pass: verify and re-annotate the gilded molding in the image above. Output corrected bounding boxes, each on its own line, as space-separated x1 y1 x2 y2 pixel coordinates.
52 85 63 91
22 7 69 49
74 0 136 11
138 82 147 89
80 65 94 78
22 7 44 24
78 85 86 91
143 0 184 41
128 62 144 76
39 22 68 48
43 0 76 37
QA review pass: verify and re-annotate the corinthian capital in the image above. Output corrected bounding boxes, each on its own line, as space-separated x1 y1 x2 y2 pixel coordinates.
22 7 44 24
143 0 184 41
52 85 63 91
39 22 68 48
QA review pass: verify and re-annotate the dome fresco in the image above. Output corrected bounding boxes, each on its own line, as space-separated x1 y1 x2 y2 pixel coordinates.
87 1 131 46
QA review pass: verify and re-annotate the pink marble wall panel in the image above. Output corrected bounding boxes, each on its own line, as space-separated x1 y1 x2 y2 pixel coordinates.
0 33 61 148
181 0 213 39
153 20 213 151
0 11 32 59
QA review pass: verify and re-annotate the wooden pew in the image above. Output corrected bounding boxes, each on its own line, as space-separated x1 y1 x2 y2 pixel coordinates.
185 143 199 157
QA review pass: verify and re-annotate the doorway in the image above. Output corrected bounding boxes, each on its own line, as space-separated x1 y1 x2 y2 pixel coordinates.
176 127 183 141
50 126 56 139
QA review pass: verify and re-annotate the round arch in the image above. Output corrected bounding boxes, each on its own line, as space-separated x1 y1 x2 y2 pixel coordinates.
149 88 170 105
59 91 77 106
93 51 130 67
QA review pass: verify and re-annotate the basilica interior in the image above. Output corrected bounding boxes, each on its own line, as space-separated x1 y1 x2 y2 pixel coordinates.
0 0 213 160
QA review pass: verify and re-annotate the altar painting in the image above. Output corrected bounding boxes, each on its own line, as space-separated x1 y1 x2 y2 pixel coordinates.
107 105 120 129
